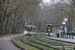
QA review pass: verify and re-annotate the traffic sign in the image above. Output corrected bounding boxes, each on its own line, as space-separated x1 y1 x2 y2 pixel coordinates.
64 17 67 21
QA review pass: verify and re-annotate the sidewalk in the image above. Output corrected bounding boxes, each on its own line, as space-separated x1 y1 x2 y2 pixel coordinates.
46 36 75 44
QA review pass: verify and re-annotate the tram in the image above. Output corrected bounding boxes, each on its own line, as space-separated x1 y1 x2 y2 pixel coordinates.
24 25 36 35
46 24 52 36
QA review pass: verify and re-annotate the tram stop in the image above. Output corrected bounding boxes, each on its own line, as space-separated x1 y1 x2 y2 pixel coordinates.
46 24 60 37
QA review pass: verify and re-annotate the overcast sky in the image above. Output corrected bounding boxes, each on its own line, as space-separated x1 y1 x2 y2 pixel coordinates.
42 0 71 4
39 0 71 9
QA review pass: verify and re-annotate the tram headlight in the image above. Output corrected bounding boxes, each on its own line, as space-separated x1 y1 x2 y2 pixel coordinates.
24 31 27 34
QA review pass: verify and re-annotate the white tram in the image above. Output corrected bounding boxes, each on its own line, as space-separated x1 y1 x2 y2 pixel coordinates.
24 25 36 35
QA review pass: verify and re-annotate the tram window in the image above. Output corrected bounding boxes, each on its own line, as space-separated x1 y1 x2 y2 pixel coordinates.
25 27 32 31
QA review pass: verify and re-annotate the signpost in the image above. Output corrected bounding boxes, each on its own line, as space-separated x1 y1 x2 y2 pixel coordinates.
64 17 68 21
64 17 68 38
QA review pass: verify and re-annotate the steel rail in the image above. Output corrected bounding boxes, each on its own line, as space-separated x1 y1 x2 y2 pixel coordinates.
20 36 45 50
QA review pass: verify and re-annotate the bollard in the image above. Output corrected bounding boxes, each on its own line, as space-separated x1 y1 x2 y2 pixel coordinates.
72 34 73 39
63 33 64 38
69 34 70 39
67 34 68 38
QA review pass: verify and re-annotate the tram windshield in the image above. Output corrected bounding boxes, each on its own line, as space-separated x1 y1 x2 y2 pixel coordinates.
25 26 32 31
25 26 36 31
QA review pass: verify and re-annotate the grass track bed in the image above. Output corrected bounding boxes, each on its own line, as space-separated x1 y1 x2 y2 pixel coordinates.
29 35 63 49
38 34 74 50
23 36 53 50
30 35 57 46
33 34 74 50
12 33 74 50
13 36 40 50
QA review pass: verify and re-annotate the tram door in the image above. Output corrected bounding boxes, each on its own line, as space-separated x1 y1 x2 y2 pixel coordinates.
46 24 52 36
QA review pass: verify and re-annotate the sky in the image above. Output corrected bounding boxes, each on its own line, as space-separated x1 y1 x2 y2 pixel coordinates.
42 0 51 3
42 0 71 4
39 0 71 9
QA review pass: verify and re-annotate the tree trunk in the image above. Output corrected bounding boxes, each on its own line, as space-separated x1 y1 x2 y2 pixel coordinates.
4 16 9 34
11 14 16 34
0 6 2 35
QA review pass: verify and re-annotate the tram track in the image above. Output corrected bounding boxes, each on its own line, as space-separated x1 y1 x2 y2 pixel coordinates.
14 34 74 50
27 36 60 50
39 34 73 46
34 35 63 46
42 36 75 49
33 35 64 50
33 34 74 50
20 35 62 50
43 36 75 45
20 36 45 50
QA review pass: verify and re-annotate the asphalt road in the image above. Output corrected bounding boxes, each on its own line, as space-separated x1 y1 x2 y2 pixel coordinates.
0 34 24 50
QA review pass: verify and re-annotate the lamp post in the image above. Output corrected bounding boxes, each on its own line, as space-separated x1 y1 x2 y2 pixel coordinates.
60 6 63 26
60 6 63 38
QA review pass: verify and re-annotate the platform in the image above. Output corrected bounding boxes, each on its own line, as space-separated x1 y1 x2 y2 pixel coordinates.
46 36 75 44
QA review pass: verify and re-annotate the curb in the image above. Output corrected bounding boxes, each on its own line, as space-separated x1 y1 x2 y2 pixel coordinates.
11 39 25 50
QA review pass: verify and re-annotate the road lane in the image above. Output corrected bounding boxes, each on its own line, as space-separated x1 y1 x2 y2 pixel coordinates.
0 34 24 50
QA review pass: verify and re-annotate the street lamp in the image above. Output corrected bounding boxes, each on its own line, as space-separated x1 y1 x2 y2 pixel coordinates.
60 6 63 27
60 6 63 38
